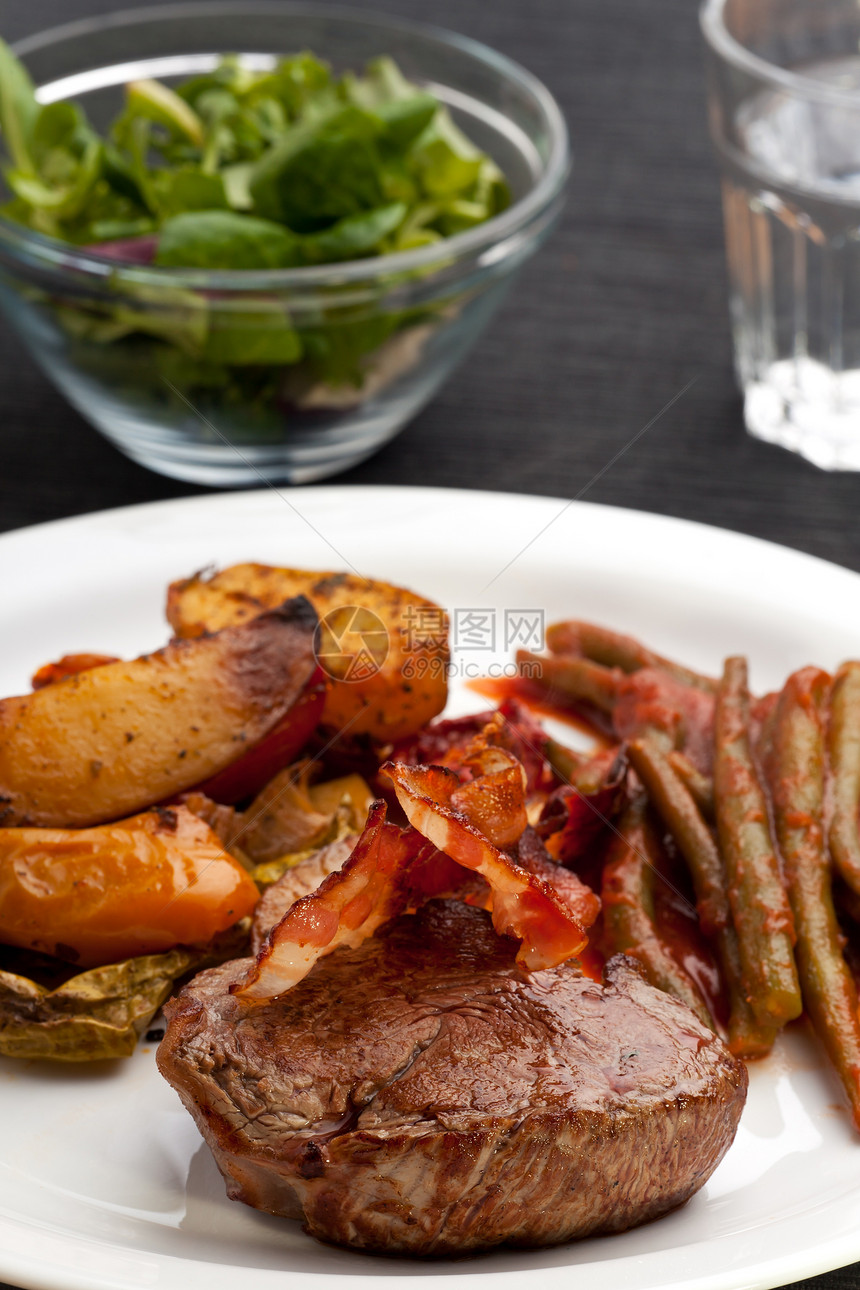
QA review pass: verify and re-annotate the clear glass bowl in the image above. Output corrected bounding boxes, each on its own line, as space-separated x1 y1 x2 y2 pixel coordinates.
0 3 569 486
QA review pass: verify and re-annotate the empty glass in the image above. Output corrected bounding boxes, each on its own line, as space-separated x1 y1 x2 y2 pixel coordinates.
702 0 860 469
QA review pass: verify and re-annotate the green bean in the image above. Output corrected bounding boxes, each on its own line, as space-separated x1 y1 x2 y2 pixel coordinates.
713 915 779 1059
753 691 779 768
828 662 860 896
628 738 728 937
546 620 717 694
517 649 620 714
714 656 802 1028
768 667 860 1130
601 796 716 1030
628 736 776 1058
668 750 715 819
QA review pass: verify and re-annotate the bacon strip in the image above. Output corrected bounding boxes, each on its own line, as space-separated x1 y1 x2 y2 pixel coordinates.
447 718 528 849
383 760 591 971
394 699 555 794
233 801 431 999
537 747 626 864
235 729 597 1000
516 825 601 930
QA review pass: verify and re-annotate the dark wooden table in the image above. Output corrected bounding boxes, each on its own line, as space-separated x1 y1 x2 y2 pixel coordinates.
1 2 858 1288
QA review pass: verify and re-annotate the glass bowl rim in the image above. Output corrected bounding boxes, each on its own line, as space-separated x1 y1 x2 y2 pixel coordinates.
700 0 860 108
0 0 570 291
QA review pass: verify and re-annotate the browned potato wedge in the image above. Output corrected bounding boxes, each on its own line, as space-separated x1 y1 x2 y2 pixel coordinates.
167 564 449 741
0 598 318 828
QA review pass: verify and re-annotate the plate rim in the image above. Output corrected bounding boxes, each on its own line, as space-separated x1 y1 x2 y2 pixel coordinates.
2 482 857 589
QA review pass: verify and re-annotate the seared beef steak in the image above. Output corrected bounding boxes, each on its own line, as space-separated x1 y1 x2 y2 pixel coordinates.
158 900 747 1256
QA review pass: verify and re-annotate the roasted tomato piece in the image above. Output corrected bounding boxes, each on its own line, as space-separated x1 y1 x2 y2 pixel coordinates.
0 805 259 968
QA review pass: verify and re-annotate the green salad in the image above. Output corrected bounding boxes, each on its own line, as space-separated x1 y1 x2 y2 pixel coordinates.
0 39 510 409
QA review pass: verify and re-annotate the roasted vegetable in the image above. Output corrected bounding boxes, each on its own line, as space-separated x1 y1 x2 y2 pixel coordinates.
0 917 251 1061
546 620 717 693
828 661 860 896
166 563 449 740
0 947 196 1061
516 649 621 713
31 652 120 689
0 597 318 827
193 666 326 804
713 656 801 1029
628 736 777 1058
601 795 715 1030
0 805 259 967
767 667 860 1129
667 751 714 819
238 764 375 870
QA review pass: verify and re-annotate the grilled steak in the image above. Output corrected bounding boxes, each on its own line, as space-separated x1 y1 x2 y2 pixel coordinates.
158 899 747 1256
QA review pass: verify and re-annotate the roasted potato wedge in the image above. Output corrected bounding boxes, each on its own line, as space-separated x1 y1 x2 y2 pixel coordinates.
0 805 259 967
0 598 318 827
166 564 449 740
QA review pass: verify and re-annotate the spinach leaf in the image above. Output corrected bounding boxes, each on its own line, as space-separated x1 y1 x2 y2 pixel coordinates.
248 106 384 230
202 301 303 365
301 202 406 263
246 52 331 118
59 279 209 354
31 102 89 165
155 209 302 269
377 94 438 150
300 312 398 388
221 161 254 209
152 169 229 216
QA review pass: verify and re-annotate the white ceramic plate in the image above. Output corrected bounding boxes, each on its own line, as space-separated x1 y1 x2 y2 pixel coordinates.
1 485 859 1290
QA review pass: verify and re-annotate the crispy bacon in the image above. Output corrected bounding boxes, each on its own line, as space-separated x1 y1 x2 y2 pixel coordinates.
384 760 592 971
516 825 602 929
233 801 433 999
537 747 627 864
235 724 598 1001
393 699 555 794
392 710 493 767
447 714 529 848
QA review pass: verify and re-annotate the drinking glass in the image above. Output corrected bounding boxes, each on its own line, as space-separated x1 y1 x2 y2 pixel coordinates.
701 0 860 469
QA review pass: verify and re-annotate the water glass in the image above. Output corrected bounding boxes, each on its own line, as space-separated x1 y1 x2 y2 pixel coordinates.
701 0 860 469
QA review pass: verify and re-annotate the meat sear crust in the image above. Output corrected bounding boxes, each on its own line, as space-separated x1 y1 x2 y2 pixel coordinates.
158 900 747 1256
